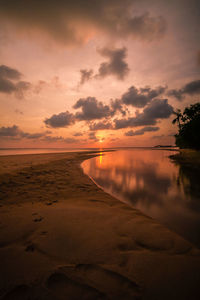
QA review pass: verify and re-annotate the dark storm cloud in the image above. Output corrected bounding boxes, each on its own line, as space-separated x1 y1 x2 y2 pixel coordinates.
125 126 159 136
168 80 200 100
121 85 166 108
44 111 75 128
0 65 31 97
96 47 129 80
79 69 93 85
73 97 111 121
115 99 173 129
89 121 113 131
0 0 167 46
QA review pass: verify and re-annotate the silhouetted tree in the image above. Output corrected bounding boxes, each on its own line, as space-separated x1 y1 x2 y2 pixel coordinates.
172 109 182 129
172 102 200 150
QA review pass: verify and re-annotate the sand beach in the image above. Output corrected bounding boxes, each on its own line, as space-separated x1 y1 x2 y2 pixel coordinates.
0 151 200 299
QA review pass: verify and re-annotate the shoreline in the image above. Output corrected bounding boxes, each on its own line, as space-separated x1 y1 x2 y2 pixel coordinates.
169 149 200 171
0 151 200 299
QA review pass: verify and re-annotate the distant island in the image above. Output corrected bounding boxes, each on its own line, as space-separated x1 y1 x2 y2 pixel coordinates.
153 145 176 148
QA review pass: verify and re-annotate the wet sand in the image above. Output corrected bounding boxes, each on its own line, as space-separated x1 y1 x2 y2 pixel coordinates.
0 151 200 299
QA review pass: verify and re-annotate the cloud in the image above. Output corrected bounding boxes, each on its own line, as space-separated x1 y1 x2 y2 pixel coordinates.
197 51 200 66
14 81 31 99
125 126 159 136
0 65 31 98
0 65 21 80
73 97 111 120
42 135 78 143
143 98 173 119
79 47 131 84
96 47 129 80
0 125 21 136
0 77 17 93
79 69 93 85
34 80 47 94
20 131 48 139
124 12 166 41
15 109 23 115
88 132 99 142
121 85 166 108
168 80 200 100
124 130 135 136
151 134 165 139
64 137 77 143
44 111 75 128
115 99 173 129
110 99 127 116
44 97 126 130
89 121 113 131
167 89 183 101
0 124 79 144
182 80 200 95
42 135 63 142
0 0 167 46
73 132 83 136
0 125 48 139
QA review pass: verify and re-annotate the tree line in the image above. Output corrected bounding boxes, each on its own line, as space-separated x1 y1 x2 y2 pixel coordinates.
172 102 200 150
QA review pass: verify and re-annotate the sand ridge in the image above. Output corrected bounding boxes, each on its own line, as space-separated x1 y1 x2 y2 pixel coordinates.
0 151 200 299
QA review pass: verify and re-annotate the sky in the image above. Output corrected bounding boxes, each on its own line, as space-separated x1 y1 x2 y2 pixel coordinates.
0 0 199 148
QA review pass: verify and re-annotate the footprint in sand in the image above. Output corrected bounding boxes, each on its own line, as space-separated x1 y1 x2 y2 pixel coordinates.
1 285 30 300
47 272 104 300
25 243 35 252
40 231 47 235
1 284 51 300
33 216 43 222
48 264 142 300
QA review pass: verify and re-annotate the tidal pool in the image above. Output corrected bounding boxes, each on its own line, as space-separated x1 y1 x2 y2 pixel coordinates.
82 149 200 247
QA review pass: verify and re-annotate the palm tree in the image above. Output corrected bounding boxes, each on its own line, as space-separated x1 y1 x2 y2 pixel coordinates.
172 109 182 129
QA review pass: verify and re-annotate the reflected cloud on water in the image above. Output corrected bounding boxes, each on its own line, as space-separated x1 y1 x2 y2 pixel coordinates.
82 149 200 247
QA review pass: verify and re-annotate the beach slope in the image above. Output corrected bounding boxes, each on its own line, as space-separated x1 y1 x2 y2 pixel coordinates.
0 151 200 299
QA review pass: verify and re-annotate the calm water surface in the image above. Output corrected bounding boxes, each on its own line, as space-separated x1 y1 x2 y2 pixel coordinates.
82 149 200 247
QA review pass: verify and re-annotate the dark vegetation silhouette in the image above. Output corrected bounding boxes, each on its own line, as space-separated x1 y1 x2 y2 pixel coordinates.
172 102 200 149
